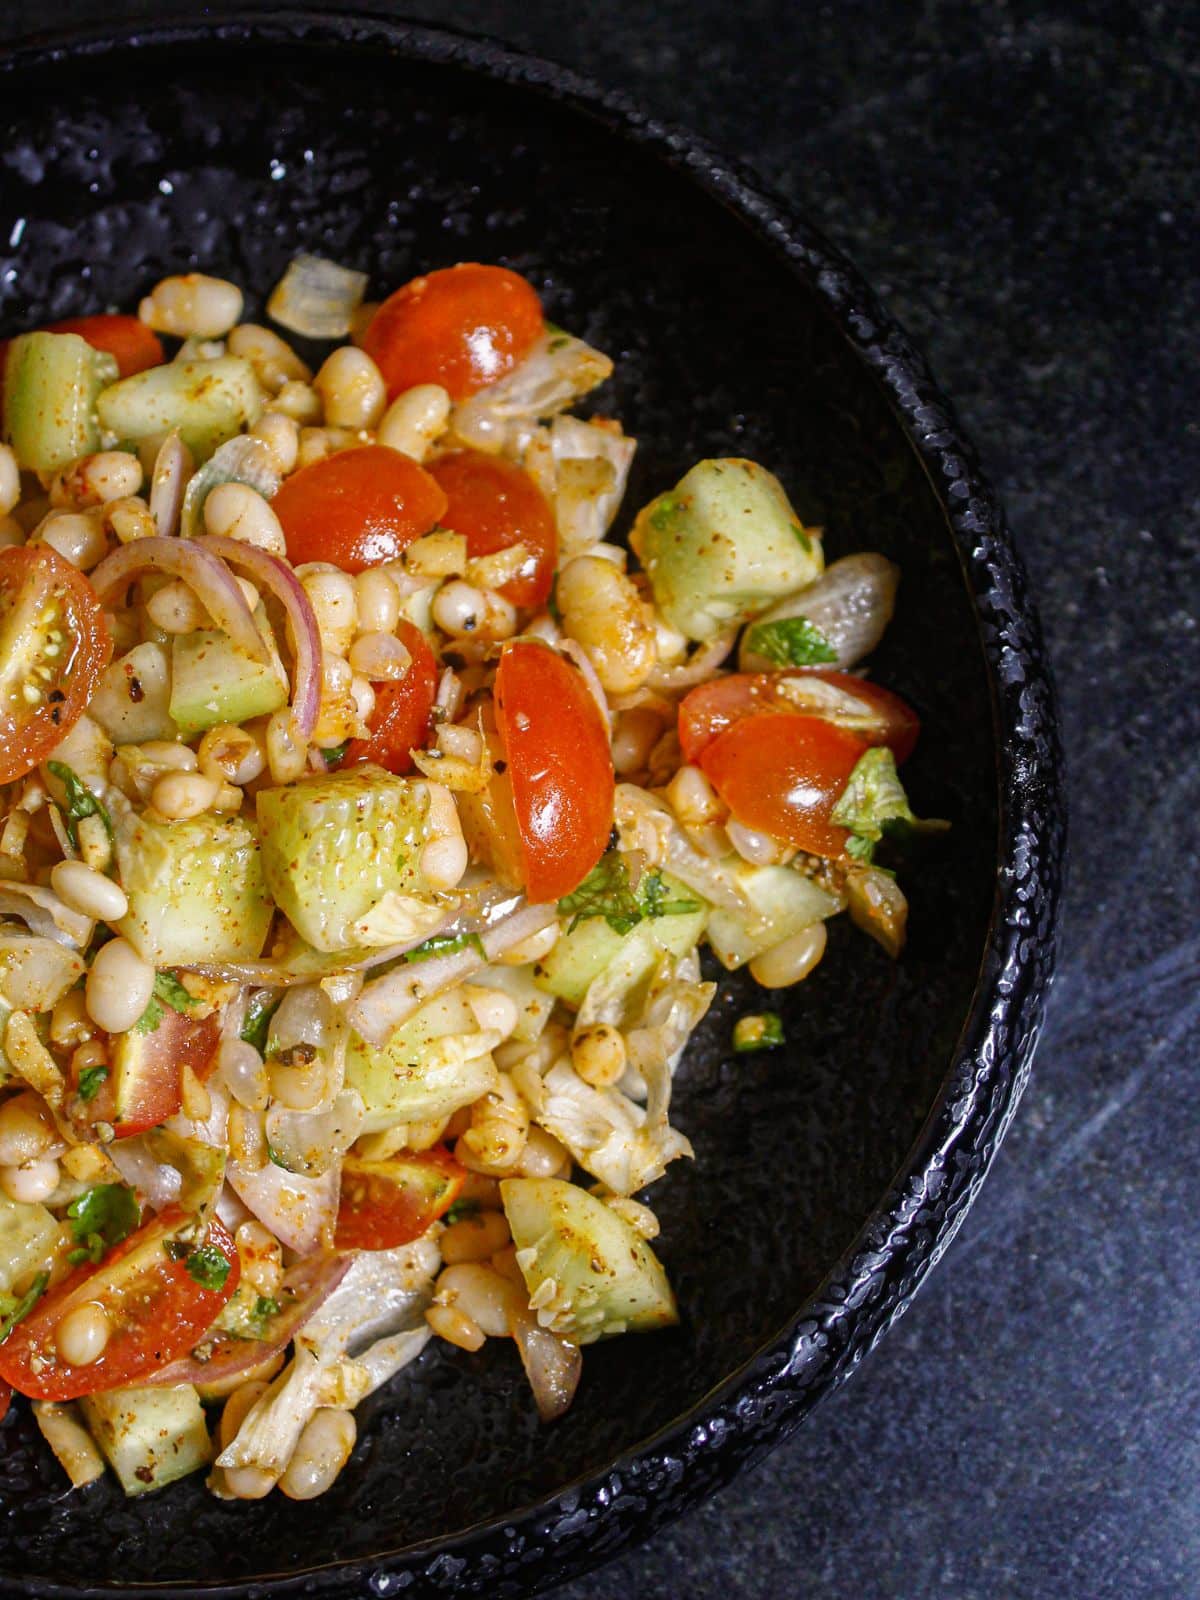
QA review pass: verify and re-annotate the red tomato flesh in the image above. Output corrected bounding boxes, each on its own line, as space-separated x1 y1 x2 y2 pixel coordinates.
0 1209 240 1401
494 639 615 903
335 1147 465 1251
698 711 867 858
341 619 438 775
272 445 447 573
679 670 920 765
429 450 556 609
362 263 544 401
0 545 112 784
94 1008 221 1140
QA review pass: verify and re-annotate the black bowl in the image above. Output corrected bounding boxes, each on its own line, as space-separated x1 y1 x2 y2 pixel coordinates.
0 14 1064 1597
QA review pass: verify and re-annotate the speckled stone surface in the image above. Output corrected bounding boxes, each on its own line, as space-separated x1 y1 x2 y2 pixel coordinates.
1 4 1196 1599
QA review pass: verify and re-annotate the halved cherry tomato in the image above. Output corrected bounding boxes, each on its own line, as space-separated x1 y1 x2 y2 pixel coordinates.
494 638 614 903
85 1007 221 1140
272 445 447 573
335 1147 465 1252
0 545 112 785
341 618 438 775
679 670 920 765
0 1208 240 1401
46 315 164 378
429 450 556 609
698 711 867 858
361 263 544 401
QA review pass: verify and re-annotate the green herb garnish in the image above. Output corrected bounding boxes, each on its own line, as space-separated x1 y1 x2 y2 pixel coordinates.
743 616 836 667
250 1295 281 1332
185 1244 232 1291
76 1064 109 1102
241 990 281 1055
46 761 115 850
558 852 700 935
66 1184 139 1266
831 747 950 863
322 740 352 769
405 931 486 964
444 1197 480 1225
131 969 201 1035
0 1271 49 1345
732 1012 785 1053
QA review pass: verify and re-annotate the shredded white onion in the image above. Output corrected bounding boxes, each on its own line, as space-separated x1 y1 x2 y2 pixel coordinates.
738 553 899 673
267 254 368 340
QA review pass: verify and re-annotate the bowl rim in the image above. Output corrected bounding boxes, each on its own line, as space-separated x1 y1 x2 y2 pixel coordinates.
0 11 1067 1597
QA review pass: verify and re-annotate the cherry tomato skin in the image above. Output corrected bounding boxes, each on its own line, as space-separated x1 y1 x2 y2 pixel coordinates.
679 670 920 765
429 450 556 609
272 445 447 573
361 263 544 401
335 1147 465 1252
47 315 164 378
342 620 438 774
494 639 615 903
0 545 112 785
88 1009 221 1141
698 711 867 858
0 1209 240 1401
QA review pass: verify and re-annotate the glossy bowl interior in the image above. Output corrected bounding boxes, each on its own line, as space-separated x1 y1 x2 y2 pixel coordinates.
0 17 1062 1598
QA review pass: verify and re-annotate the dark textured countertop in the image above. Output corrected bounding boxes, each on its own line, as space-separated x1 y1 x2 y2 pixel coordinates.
3 4 1197 1597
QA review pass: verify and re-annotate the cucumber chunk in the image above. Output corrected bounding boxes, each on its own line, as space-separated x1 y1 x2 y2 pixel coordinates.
631 458 823 641
501 1177 678 1343
3 331 117 474
705 863 841 970
536 874 707 1008
169 626 287 736
0 1192 66 1294
346 986 498 1133
112 793 273 965
256 766 443 953
95 357 263 463
79 1384 212 1496
87 642 175 743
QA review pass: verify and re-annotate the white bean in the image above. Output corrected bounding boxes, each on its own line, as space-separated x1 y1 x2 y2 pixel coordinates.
55 1301 111 1366
434 1263 519 1338
198 723 266 786
51 451 143 509
86 938 155 1033
279 1408 357 1501
665 763 724 827
297 564 358 655
348 631 411 681
150 771 219 820
50 861 128 923
145 578 207 633
611 708 663 775
350 675 376 723
749 922 828 989
726 819 792 867
314 347 386 431
464 987 519 1038
432 581 517 641
556 555 657 694
353 569 401 636
139 273 243 339
0 444 19 516
420 829 468 892
251 411 300 476
266 709 308 785
377 384 450 461
0 1156 60 1204
271 381 323 424
228 323 311 388
0 1092 56 1167
493 921 560 966
217 1038 269 1111
36 511 107 571
204 482 286 557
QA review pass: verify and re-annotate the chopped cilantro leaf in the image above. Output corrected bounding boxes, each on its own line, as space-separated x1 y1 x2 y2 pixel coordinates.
0 1271 49 1345
153 971 199 1015
252 1295 281 1328
132 996 163 1035
444 1197 480 1225
66 1184 138 1266
558 852 701 935
744 616 836 667
639 870 701 919
405 931 486 964
322 740 351 769
185 1244 232 1291
241 991 281 1055
46 761 115 851
77 1063 109 1102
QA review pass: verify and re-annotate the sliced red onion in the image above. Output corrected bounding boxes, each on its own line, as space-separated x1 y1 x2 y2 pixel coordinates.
148 431 192 538
349 900 558 1045
647 627 738 693
143 1254 353 1388
90 536 268 664
510 1304 582 1422
198 534 322 739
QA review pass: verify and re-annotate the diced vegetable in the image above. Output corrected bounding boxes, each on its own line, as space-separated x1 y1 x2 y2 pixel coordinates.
631 458 823 641
346 985 500 1133
87 642 176 743
96 357 263 463
109 1008 220 1138
32 1400 107 1488
465 962 554 1044
169 625 288 737
335 1147 464 1250
705 863 842 970
500 1177 678 1343
267 253 368 340
256 766 445 953
0 1192 66 1295
537 872 707 1008
3 331 117 473
178 433 281 540
112 792 273 965
78 1383 212 1496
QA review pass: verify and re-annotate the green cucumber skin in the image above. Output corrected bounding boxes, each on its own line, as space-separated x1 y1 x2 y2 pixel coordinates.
2 331 115 474
256 766 435 954
169 627 287 736
95 357 263 462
